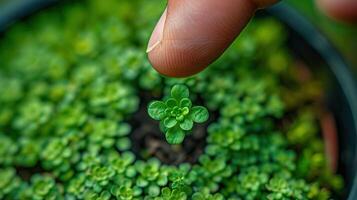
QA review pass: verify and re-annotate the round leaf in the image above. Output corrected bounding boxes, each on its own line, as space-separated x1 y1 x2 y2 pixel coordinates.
181 107 189 115
148 185 160 197
162 188 171 197
176 115 184 122
180 98 192 108
163 117 177 128
165 98 178 108
164 108 172 116
148 101 166 120
165 129 185 144
180 118 193 131
191 106 209 123
171 85 189 100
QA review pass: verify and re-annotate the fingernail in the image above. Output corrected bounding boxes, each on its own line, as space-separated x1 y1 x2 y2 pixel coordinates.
147 8 167 53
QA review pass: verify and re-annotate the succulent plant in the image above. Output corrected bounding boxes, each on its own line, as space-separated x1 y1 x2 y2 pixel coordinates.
148 84 209 144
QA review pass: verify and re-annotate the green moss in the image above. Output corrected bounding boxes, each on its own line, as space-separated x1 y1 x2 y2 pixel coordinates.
0 0 343 199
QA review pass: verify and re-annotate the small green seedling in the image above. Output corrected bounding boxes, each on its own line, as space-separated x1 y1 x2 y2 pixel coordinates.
148 84 209 144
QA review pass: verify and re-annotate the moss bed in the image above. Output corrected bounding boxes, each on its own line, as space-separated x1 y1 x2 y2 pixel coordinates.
0 0 344 199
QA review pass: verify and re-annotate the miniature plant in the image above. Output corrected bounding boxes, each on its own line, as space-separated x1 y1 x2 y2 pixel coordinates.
148 84 209 144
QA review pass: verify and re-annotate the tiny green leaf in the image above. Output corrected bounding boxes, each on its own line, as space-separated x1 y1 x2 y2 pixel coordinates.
165 129 185 144
180 98 192 108
147 84 209 145
165 98 178 107
162 188 171 197
164 117 177 128
180 119 193 131
181 107 189 115
171 85 189 100
164 108 172 116
176 115 184 122
148 101 166 120
191 106 209 123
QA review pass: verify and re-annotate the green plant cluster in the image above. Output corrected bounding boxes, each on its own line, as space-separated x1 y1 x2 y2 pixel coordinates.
148 84 209 144
0 0 343 199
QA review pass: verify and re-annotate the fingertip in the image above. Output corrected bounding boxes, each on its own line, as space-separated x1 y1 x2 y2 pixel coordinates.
317 0 357 23
148 38 222 77
147 0 257 77
147 8 167 54
251 0 279 8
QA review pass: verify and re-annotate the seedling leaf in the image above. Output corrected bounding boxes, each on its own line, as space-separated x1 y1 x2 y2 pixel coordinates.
171 84 189 99
165 129 185 144
191 106 209 123
148 101 166 120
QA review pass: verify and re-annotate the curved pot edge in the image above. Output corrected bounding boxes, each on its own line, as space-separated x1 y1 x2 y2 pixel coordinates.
267 3 357 200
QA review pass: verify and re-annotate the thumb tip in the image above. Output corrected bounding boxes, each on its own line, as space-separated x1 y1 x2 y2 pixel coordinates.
147 47 210 78
317 0 357 23
147 0 257 78
146 8 167 54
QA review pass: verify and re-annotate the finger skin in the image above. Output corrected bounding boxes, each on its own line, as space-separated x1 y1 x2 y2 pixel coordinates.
317 0 357 23
251 0 279 8
147 0 257 77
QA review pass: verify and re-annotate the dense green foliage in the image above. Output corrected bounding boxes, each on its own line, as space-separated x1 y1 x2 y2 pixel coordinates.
148 84 209 144
0 0 343 199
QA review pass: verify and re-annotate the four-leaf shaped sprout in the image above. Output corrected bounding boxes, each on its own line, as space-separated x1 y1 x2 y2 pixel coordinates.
148 84 209 144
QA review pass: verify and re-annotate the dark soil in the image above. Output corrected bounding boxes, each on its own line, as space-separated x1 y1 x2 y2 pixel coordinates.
16 165 46 181
129 91 210 165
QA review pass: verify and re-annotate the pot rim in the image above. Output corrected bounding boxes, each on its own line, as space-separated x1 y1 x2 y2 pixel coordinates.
267 3 357 199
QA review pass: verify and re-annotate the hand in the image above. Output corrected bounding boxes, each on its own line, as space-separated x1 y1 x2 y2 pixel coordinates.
146 0 357 77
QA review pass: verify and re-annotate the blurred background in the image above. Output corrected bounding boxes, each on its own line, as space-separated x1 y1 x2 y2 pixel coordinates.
289 0 357 75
